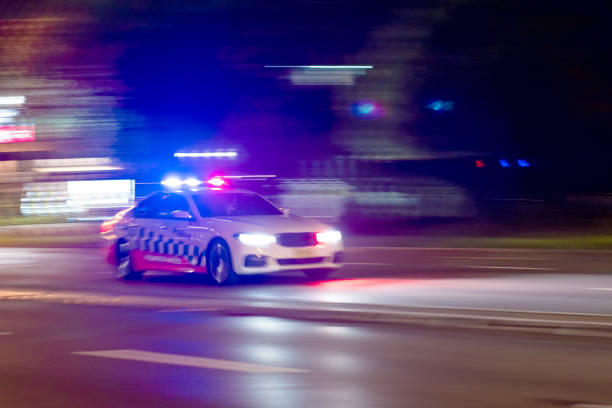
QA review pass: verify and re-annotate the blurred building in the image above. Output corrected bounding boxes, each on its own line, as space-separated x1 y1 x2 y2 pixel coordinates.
0 14 128 218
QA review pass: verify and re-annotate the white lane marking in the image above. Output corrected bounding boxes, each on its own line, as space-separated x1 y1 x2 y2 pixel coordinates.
460 265 558 271
571 404 612 408
437 256 553 261
344 262 392 266
72 349 308 373
588 288 612 291
0 331 13 335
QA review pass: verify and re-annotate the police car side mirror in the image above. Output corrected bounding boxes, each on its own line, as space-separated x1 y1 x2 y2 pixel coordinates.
170 210 193 220
281 208 290 216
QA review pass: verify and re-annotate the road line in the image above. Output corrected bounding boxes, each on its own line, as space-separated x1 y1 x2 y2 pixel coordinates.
437 256 553 261
344 262 392 266
460 265 558 271
423 305 612 318
571 404 612 408
0 331 13 335
587 288 612 291
157 308 221 313
72 349 308 373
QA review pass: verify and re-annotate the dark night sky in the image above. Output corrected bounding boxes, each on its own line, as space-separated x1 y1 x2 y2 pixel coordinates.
96 1 611 160
419 1 612 157
3 0 611 186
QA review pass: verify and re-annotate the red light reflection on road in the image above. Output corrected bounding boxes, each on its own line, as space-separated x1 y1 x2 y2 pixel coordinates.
311 278 416 289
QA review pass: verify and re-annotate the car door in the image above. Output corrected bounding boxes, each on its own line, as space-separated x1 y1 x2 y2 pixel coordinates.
155 193 205 267
132 193 203 269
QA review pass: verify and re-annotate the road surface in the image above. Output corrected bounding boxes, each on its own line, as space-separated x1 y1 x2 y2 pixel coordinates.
1 245 611 407
0 246 611 315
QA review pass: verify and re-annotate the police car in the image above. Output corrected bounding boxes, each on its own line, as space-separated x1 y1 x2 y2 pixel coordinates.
100 179 344 284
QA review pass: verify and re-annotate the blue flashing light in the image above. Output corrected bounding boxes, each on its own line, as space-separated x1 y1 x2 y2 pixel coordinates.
499 159 510 168
352 100 382 118
357 103 375 115
426 100 454 111
517 159 530 167
161 176 203 189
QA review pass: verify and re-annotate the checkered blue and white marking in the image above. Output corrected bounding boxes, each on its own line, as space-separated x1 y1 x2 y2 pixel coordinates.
133 227 206 266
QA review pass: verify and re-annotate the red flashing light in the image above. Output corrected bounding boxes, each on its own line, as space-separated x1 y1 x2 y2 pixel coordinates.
475 159 485 168
207 177 226 187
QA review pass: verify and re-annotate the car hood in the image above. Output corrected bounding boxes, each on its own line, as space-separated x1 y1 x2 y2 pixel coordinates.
205 215 332 234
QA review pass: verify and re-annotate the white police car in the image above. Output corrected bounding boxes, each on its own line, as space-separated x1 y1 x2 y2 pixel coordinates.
100 183 344 284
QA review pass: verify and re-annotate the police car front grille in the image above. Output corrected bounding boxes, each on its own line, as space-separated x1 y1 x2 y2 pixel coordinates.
277 257 325 265
277 232 317 247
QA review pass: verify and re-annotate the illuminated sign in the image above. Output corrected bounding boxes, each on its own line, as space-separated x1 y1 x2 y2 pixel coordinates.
0 96 25 105
0 125 35 143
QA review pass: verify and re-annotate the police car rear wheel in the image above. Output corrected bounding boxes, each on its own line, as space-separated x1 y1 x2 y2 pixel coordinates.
207 240 237 285
115 242 142 281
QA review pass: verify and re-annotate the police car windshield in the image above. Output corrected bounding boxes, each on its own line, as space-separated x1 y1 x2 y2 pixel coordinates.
192 192 282 217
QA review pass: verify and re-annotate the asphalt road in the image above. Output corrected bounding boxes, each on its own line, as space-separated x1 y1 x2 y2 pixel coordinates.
2 301 612 408
0 246 611 315
1 246 612 407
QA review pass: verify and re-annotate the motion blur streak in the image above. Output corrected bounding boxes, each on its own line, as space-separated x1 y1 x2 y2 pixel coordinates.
174 152 237 158
0 96 25 105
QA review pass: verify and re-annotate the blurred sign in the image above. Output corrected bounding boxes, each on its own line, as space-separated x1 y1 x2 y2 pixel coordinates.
0 125 35 143
265 66 372 86
21 179 135 216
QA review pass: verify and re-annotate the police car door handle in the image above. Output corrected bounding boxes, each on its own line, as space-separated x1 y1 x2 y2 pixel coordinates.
117 224 138 231
174 228 192 238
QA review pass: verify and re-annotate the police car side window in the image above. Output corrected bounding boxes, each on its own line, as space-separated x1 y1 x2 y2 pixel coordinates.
134 193 193 220
133 194 164 219
157 194 193 220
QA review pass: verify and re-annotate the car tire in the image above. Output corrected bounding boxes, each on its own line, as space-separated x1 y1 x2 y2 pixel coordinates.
207 239 238 285
115 241 142 281
303 268 333 281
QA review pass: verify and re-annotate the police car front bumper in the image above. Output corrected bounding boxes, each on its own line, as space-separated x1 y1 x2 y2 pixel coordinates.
229 241 344 275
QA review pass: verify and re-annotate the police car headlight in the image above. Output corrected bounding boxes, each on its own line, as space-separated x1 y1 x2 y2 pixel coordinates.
236 233 277 246
316 230 342 244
